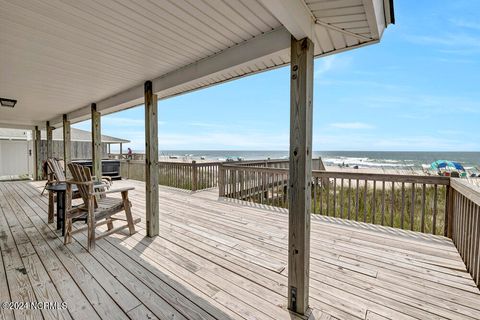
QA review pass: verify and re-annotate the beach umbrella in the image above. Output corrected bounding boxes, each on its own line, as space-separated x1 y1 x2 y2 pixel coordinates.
430 160 465 171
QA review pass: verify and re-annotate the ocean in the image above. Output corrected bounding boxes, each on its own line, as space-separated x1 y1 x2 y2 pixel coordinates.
158 150 480 170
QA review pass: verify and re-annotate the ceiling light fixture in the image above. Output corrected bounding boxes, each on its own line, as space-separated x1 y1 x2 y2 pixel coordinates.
0 98 17 108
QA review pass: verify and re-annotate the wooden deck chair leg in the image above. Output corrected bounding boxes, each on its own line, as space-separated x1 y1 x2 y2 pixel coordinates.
87 197 96 251
64 183 73 244
64 217 73 244
122 191 136 234
106 218 114 231
48 190 54 223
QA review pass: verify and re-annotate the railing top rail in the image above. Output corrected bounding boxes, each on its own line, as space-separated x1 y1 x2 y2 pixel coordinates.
450 178 480 207
195 162 220 167
222 164 289 174
313 170 451 185
222 164 451 185
235 159 289 165
120 159 220 166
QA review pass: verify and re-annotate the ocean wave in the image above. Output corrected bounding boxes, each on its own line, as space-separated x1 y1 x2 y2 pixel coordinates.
323 157 415 168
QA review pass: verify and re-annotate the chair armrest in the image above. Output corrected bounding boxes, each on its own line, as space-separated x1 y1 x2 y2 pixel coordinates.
93 183 111 190
90 186 134 196
66 180 93 186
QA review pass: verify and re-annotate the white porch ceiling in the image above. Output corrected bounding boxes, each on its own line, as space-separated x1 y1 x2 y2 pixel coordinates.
0 0 394 128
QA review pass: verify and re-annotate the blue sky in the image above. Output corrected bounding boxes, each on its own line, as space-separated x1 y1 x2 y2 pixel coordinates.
74 1 480 152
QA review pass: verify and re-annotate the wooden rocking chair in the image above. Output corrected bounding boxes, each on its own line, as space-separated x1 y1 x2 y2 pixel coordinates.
64 163 140 251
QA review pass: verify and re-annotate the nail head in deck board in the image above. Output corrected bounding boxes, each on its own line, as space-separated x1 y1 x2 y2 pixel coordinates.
91 103 102 181
144 80 159 237
288 36 314 315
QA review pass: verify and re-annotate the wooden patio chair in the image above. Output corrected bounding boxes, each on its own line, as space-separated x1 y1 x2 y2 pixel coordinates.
64 163 140 251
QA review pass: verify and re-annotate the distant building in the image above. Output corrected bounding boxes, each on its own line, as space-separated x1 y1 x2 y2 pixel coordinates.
0 128 129 176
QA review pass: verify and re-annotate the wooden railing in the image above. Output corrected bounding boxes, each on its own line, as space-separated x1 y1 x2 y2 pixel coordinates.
219 164 451 234
120 160 218 191
158 161 218 191
219 165 289 205
219 163 480 288
450 179 480 287
312 171 450 235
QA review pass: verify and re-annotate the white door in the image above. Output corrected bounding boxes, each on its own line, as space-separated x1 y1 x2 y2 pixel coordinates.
0 140 32 177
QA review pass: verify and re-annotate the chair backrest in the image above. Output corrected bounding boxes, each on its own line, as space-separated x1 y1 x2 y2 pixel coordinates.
68 163 94 208
47 158 67 182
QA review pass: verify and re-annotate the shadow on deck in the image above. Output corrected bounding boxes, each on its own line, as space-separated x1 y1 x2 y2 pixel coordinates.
0 179 479 320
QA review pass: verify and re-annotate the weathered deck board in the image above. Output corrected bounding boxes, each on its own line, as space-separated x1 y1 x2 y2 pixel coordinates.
0 180 479 320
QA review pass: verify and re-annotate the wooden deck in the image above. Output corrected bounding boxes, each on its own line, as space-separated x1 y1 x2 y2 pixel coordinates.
0 179 479 320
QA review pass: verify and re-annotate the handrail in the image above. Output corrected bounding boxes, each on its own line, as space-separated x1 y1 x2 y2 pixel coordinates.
450 178 480 206
450 178 480 288
313 170 450 185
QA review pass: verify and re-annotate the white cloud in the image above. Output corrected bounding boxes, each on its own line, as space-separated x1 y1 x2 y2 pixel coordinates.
314 133 479 151
330 122 374 129
314 56 337 78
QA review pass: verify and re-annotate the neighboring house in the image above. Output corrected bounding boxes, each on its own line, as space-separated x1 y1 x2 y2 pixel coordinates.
0 128 129 176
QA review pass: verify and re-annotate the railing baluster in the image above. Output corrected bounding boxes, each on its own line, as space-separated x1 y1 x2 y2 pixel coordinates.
401 182 405 229
348 179 352 220
391 182 395 227
410 183 415 231
381 181 385 226
355 179 359 221
319 177 323 215
475 205 480 286
363 180 367 223
326 178 330 216
372 180 376 224
340 178 344 218
313 176 317 214
433 184 438 235
333 178 337 217
421 184 426 233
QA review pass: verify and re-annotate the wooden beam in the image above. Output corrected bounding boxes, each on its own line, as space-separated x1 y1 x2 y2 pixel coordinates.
91 103 102 181
288 36 314 315
119 143 123 159
46 121 53 159
260 0 314 40
63 114 71 176
33 126 42 180
144 80 159 237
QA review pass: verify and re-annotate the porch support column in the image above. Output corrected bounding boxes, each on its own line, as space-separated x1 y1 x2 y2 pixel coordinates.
287 36 314 315
63 114 71 175
144 80 159 237
91 103 102 181
120 143 123 159
33 126 42 180
46 121 53 159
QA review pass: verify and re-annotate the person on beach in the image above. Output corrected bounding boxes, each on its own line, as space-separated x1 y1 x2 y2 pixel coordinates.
127 147 133 160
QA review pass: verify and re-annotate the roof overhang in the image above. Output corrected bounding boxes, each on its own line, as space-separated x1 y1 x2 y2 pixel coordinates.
0 0 394 129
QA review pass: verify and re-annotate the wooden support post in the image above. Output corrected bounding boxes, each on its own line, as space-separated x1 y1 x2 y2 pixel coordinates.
120 143 123 159
192 160 198 191
46 121 53 159
91 103 102 181
287 36 314 315
33 126 42 180
218 164 225 197
63 114 71 176
145 80 159 237
445 184 454 238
